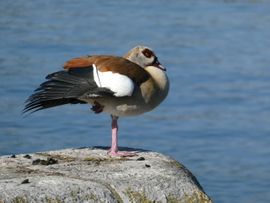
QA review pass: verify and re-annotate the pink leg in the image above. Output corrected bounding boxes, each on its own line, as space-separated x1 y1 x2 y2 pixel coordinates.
108 115 137 157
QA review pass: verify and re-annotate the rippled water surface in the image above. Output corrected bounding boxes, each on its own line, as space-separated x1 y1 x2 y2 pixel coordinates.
1 0 270 202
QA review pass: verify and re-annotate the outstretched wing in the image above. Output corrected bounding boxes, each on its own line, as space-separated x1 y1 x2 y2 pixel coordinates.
23 67 114 113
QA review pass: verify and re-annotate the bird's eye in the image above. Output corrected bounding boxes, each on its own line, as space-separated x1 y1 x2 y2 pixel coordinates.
142 49 154 58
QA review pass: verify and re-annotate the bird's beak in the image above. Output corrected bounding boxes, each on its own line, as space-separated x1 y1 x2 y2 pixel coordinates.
153 59 166 71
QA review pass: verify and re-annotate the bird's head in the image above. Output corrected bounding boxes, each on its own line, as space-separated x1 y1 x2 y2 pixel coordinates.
124 45 166 71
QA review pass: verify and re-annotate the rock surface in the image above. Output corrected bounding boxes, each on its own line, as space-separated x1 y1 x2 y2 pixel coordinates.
0 147 212 203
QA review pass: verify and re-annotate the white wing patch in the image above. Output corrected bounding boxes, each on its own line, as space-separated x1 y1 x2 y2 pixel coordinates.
93 64 134 97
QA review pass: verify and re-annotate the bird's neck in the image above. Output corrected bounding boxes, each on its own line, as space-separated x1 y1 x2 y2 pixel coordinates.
144 66 169 92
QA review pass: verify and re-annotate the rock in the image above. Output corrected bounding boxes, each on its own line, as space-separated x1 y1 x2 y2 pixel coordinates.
0 147 212 203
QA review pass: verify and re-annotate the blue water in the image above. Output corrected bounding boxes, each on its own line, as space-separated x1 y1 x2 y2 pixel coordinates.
1 0 270 202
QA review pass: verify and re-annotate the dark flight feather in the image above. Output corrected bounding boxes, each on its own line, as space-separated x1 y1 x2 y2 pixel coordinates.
23 67 114 114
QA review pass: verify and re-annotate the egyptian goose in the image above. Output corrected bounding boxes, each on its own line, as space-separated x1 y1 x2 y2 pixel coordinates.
24 45 169 156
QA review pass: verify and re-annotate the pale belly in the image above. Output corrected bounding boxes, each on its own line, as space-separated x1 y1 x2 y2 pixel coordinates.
85 97 156 117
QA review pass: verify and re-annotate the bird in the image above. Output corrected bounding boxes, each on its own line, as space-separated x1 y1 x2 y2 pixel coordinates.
23 45 169 157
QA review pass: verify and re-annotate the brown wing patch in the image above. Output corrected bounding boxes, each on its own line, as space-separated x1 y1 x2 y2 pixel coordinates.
63 55 150 85
63 57 93 69
63 56 111 70
96 56 150 85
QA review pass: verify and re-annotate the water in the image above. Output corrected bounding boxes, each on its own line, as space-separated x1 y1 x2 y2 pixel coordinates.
1 0 270 202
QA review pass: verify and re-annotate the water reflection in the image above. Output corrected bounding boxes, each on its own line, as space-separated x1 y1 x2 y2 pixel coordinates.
1 1 270 202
